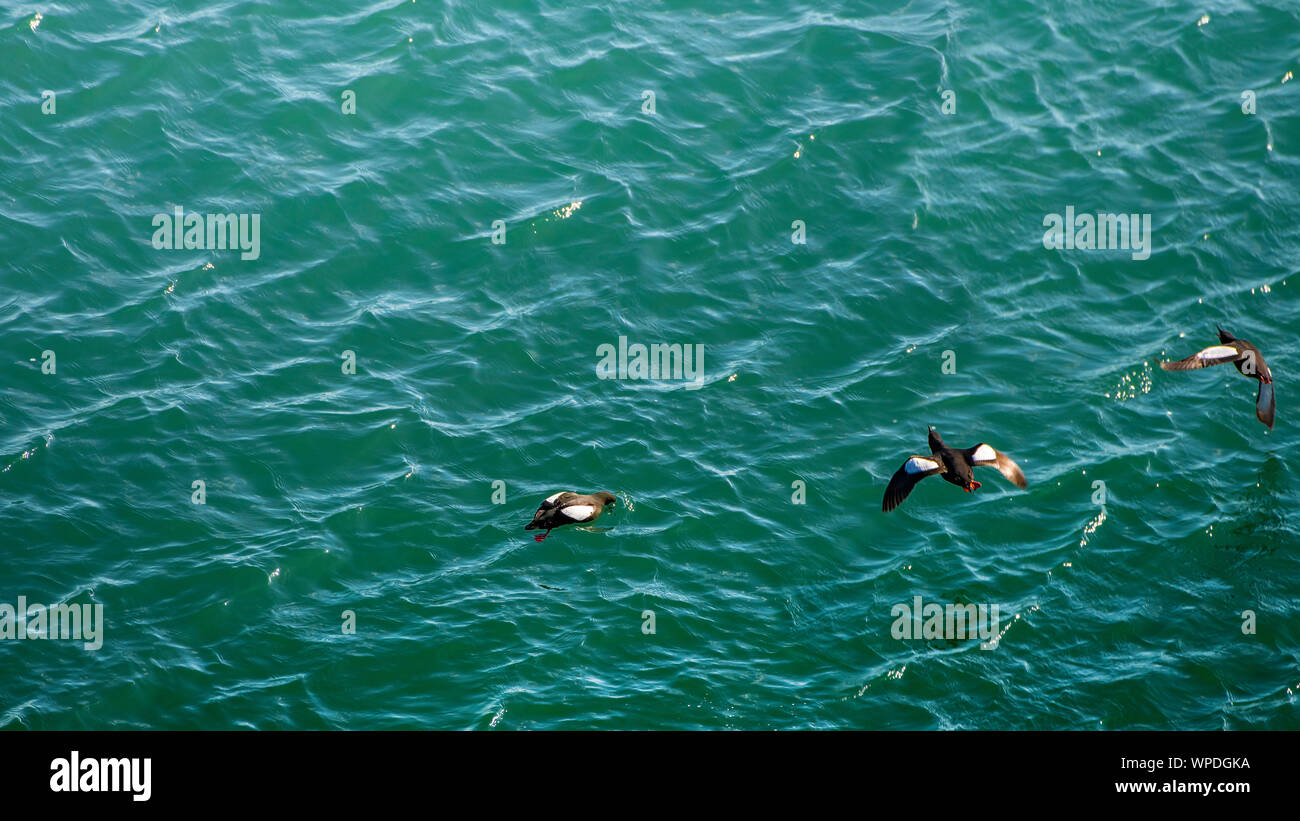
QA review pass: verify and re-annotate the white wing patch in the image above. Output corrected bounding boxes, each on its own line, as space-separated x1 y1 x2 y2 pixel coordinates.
971 444 997 463
904 457 938 474
545 492 565 503
560 504 595 520
1199 345 1239 360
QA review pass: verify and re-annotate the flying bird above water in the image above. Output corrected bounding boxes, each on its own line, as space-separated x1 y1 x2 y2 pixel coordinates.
882 427 1027 513
525 491 617 541
1161 327 1274 429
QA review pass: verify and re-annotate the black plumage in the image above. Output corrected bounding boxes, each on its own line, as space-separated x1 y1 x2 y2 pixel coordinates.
1162 327 1275 429
882 427 1027 513
525 491 617 541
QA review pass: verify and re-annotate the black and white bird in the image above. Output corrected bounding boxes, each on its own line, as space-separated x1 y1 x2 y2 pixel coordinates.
1161 327 1275 429
525 491 617 541
882 427 1028 512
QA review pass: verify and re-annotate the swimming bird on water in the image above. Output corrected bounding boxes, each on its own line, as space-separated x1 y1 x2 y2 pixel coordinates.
525 491 616 541
1161 327 1274 429
882 427 1027 512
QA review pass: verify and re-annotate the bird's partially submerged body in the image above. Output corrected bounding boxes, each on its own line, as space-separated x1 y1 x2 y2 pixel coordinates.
525 491 617 541
1161 327 1275 429
882 427 1027 512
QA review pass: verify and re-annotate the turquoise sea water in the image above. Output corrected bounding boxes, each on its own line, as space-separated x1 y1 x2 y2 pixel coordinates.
1 1 1298 729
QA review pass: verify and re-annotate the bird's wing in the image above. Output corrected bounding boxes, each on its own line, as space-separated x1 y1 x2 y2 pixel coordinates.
531 493 579 526
558 504 596 522
536 492 576 513
882 456 943 512
1257 381 1276 429
1160 344 1243 371
965 444 1028 488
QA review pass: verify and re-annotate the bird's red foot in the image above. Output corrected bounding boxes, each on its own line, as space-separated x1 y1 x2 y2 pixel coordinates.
971 481 982 491
534 531 549 542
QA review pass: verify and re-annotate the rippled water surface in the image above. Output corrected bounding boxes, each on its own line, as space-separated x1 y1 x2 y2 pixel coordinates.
2 1 1298 729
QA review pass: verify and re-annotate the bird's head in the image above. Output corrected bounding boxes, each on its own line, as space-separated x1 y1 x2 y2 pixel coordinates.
594 492 617 509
